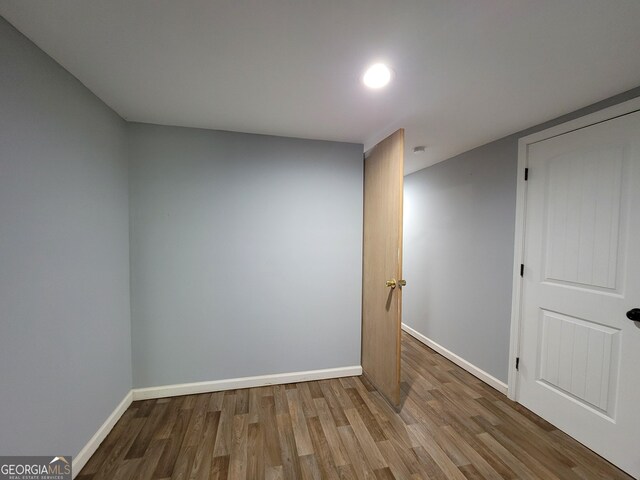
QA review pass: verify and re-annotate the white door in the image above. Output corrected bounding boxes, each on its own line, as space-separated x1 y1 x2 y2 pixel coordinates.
517 109 640 478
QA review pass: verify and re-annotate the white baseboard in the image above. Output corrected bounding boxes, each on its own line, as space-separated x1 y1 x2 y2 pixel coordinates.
72 390 133 478
131 365 362 401
71 365 361 477
402 323 508 395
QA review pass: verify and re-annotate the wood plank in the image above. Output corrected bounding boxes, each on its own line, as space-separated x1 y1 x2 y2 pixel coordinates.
228 414 248 479
314 397 349 468
212 391 236 457
246 422 265 480
286 387 314 456
409 423 466 480
300 454 323 480
188 411 220 480
342 408 387 470
153 408 192 479
209 455 229 480
306 416 340 480
259 394 282 470
276 413 303 479
337 425 377 480
131 439 165 480
126 401 169 459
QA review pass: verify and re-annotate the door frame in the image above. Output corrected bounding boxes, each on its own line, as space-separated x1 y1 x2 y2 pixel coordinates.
507 96 640 401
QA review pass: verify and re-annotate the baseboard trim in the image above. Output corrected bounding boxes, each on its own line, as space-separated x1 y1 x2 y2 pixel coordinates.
131 365 363 401
72 390 133 478
402 323 508 395
71 365 361 476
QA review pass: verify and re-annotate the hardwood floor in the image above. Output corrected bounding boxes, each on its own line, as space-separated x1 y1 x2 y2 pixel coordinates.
78 332 632 479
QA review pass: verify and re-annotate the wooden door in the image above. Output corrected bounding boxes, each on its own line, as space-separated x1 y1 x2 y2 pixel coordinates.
517 110 640 477
362 129 404 408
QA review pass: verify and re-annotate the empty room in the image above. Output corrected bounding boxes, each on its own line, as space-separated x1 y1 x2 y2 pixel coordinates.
1 1 639 479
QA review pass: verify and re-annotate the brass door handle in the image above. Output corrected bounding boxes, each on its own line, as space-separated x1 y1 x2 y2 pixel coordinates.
386 279 406 289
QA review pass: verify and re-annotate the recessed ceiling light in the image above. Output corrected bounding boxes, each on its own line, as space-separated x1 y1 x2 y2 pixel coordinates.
362 63 392 89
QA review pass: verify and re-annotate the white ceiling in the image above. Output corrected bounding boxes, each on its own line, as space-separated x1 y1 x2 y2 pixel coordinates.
2 1 640 174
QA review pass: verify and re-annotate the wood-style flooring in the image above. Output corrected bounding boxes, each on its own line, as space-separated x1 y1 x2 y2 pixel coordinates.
78 332 632 479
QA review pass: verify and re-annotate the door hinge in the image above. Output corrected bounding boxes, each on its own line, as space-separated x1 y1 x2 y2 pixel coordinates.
520 264 524 277
515 357 520 371
524 168 529 181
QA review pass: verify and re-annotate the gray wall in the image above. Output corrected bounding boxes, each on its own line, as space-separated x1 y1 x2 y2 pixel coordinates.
128 123 363 388
403 86 640 383
0 18 132 456
3 4 638 459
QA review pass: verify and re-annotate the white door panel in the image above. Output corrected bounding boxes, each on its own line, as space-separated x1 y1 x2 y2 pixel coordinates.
518 110 640 478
